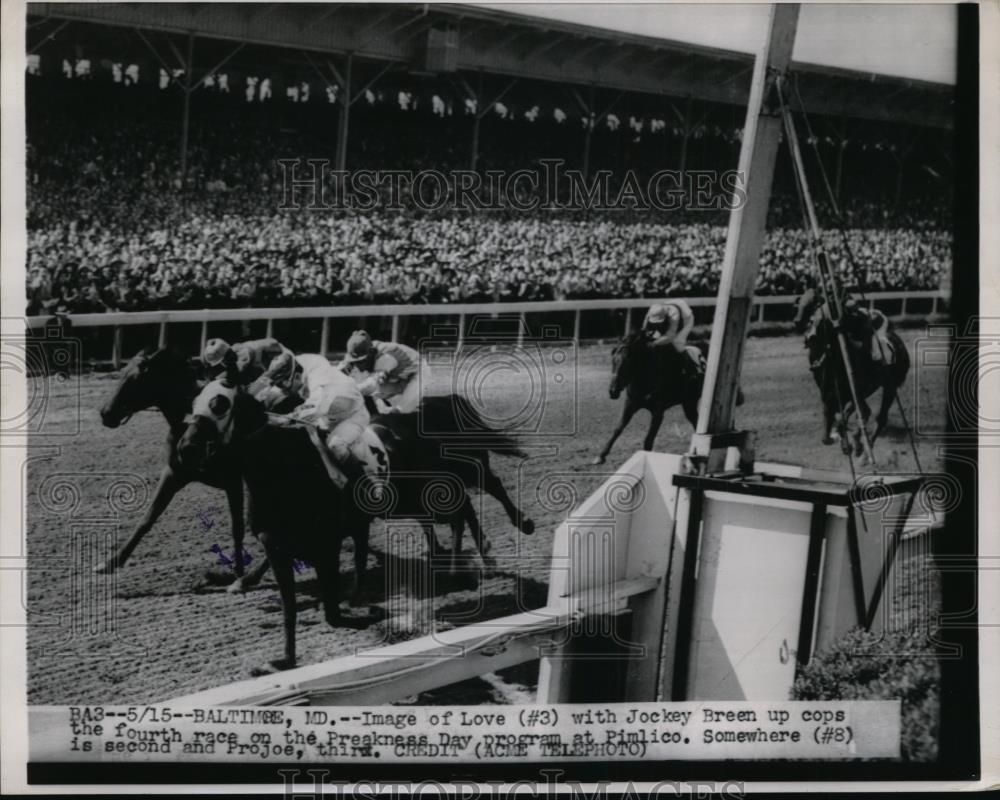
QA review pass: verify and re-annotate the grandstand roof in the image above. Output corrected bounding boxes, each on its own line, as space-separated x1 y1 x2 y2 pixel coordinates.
27 2 954 129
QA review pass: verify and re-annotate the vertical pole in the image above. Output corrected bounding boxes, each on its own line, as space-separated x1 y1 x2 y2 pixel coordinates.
199 320 208 356
582 127 593 182
757 302 765 324
335 53 353 173
782 90 876 465
391 314 400 342
931 295 938 315
470 115 481 172
900 297 908 318
624 307 633 337
694 4 801 472
179 31 195 189
111 326 123 369
573 309 581 343
265 318 274 340
678 95 693 181
320 317 330 357
834 118 846 204
470 71 482 172
457 312 465 352
158 321 168 349
516 312 525 348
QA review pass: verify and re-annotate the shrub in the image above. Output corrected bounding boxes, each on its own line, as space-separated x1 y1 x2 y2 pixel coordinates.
792 626 940 761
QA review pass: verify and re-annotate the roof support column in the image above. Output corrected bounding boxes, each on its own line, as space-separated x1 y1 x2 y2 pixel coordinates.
335 53 353 173
179 31 195 189
470 72 483 172
690 4 800 473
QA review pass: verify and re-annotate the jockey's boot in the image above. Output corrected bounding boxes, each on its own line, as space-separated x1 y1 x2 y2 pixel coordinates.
305 426 350 490
341 430 390 505
870 336 883 363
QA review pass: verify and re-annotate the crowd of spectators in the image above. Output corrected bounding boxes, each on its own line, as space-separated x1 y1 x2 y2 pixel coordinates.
25 87 953 315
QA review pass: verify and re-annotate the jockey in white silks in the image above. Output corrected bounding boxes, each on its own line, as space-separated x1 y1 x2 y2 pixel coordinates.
267 352 388 489
640 299 699 376
338 330 429 414
641 300 695 352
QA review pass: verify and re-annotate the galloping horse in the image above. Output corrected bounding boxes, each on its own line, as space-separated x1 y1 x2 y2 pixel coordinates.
177 383 535 673
794 292 911 458
179 382 371 674
592 333 705 465
367 393 535 572
98 347 275 592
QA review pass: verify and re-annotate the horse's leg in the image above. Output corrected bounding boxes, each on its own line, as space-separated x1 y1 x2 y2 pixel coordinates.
592 400 638 465
460 495 493 571
224 481 250 593
854 399 873 458
642 407 666 452
873 384 896 445
448 513 463 576
253 539 297 674
350 516 370 606
421 522 439 557
95 466 183 574
481 466 535 536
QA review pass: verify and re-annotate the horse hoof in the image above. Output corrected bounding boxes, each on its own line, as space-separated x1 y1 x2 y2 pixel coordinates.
590 456 606 466
93 559 118 575
251 657 294 676
821 436 834 446
227 578 247 595
520 518 535 536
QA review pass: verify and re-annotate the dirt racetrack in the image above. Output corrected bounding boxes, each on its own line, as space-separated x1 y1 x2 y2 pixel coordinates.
25 331 947 705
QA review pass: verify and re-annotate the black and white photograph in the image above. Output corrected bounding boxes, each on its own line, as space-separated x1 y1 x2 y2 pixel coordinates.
0 0 994 793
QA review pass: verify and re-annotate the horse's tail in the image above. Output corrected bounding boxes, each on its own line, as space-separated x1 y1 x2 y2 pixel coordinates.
420 394 529 457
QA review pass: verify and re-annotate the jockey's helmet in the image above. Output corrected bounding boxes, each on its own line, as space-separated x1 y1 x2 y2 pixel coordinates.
645 304 668 326
346 330 375 363
204 338 231 366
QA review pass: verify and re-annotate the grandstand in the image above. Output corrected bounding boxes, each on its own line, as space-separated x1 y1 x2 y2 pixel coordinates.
25 2 955 319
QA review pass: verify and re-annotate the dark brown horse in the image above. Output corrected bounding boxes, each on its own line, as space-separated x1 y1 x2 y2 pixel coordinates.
177 383 534 673
592 333 705 465
795 292 911 459
178 381 370 673
97 348 273 592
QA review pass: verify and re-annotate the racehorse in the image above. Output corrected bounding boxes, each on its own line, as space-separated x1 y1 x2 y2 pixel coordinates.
177 383 534 673
592 333 706 465
178 381 371 674
794 292 911 458
366 394 535 573
97 347 276 592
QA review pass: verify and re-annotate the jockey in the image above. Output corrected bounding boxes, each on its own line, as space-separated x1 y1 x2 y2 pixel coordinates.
641 300 698 375
841 296 894 365
268 352 388 488
339 330 428 414
203 337 295 391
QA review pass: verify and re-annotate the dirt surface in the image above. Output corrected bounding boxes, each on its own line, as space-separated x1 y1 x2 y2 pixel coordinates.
25 332 947 704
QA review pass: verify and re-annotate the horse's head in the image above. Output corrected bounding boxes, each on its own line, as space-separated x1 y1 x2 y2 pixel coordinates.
793 288 820 334
177 380 266 471
100 347 194 428
609 333 643 400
